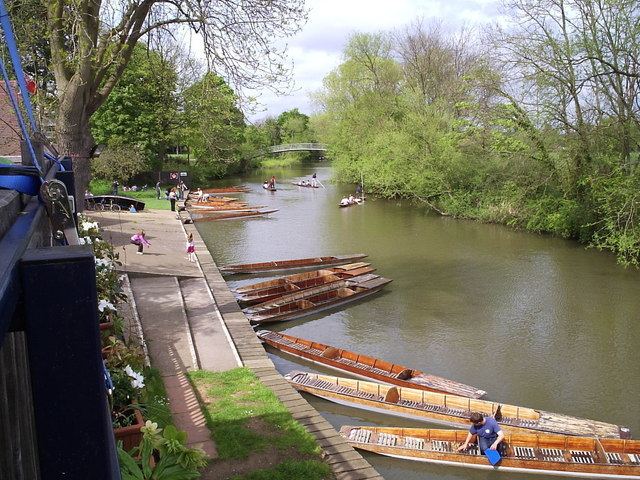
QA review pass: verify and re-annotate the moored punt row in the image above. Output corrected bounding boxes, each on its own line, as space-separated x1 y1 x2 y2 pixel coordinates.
340 426 640 478
190 209 278 222
285 371 629 439
257 330 486 398
234 262 376 306
187 204 263 212
201 185 251 193
220 253 368 274
245 274 392 324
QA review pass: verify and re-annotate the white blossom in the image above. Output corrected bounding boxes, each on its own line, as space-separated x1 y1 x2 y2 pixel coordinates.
124 365 145 389
95 258 113 268
98 299 116 312
81 221 99 232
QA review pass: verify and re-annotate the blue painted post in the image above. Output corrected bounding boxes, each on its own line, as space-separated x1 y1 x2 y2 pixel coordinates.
20 246 120 480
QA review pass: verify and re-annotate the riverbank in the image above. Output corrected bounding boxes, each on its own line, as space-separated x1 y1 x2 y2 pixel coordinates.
89 208 382 480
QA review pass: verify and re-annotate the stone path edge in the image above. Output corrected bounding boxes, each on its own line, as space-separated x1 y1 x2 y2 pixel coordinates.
181 216 385 480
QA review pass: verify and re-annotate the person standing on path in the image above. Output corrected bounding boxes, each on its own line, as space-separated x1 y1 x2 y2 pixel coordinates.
169 188 177 211
186 233 196 262
130 230 151 254
155 181 161 199
112 179 119 195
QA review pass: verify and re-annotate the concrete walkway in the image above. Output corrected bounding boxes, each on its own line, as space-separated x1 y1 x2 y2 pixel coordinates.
90 209 383 480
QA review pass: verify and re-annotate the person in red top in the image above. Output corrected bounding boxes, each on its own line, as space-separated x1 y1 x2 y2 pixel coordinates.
130 230 151 254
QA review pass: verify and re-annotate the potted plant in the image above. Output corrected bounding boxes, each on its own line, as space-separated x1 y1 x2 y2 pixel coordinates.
118 421 207 479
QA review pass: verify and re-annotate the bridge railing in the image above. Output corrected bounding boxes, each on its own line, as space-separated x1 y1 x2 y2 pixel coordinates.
269 143 327 153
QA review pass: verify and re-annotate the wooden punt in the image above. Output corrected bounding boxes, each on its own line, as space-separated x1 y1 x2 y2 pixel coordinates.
292 181 320 188
234 263 376 305
262 183 277 191
339 198 363 208
245 275 392 324
191 209 278 222
285 371 630 439
340 426 640 478
220 254 368 275
187 204 262 212
201 185 250 193
256 330 486 398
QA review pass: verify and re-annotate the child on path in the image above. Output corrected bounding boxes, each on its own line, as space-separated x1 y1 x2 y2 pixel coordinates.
130 230 150 254
186 233 196 262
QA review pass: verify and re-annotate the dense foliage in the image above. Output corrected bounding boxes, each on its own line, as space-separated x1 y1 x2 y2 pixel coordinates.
317 8 640 266
91 45 178 173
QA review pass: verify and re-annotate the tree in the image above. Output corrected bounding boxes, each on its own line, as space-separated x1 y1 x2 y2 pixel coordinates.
11 0 307 205
91 144 146 183
91 43 178 172
182 73 245 177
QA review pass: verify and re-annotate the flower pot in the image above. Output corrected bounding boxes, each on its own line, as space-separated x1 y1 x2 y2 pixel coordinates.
113 407 144 451
100 320 114 333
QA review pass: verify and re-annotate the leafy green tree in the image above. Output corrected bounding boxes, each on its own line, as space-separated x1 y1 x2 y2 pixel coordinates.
91 44 178 172
182 73 245 178
6 0 307 204
91 145 146 183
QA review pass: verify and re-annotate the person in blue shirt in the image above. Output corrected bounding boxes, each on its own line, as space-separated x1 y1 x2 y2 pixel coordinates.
457 412 504 454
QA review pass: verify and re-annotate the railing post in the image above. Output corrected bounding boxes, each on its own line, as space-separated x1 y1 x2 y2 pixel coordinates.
20 245 120 480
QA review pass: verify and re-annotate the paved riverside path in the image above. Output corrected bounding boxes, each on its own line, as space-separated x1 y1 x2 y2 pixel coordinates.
90 209 383 480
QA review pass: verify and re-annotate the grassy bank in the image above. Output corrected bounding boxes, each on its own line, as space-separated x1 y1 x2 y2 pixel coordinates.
89 179 175 210
188 368 333 480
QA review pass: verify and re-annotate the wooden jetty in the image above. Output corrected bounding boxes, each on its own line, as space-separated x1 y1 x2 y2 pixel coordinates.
245 274 392 324
234 262 375 305
256 330 486 398
286 371 630 439
220 254 368 275
341 426 640 478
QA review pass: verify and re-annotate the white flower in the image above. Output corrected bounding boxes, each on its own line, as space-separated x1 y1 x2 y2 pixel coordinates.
98 299 116 312
124 365 145 389
81 221 99 232
84 236 93 245
95 258 113 268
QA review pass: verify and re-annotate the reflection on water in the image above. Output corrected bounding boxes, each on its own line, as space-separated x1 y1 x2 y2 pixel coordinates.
196 165 640 480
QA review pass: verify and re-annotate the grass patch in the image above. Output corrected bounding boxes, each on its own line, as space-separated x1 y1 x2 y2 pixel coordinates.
89 179 175 210
141 367 172 427
231 459 332 480
188 368 322 460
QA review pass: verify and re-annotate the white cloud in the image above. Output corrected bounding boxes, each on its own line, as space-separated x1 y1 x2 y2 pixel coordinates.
247 0 500 122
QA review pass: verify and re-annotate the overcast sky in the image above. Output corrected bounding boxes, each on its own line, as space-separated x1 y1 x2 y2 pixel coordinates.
248 0 501 122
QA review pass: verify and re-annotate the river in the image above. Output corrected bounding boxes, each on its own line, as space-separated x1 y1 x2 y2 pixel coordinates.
195 164 640 480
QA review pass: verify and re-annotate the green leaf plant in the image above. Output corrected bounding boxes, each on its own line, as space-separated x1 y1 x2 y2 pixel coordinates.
118 421 208 480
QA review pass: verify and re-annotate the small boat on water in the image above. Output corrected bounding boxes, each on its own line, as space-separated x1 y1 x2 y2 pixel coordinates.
256 330 486 398
87 195 146 211
244 274 392 324
191 209 278 222
292 181 320 188
235 262 376 306
220 254 368 275
262 183 277 191
285 371 630 439
340 425 640 479
339 197 363 208
201 185 250 193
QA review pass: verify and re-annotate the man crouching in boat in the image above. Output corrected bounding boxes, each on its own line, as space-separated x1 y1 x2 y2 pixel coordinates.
457 412 504 454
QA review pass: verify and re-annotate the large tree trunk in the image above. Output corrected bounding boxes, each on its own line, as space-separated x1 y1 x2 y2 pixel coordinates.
55 77 95 211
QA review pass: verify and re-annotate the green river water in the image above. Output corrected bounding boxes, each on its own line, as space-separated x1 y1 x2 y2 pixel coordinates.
195 165 640 480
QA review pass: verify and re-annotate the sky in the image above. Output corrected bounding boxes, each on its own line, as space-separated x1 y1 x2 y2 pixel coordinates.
248 0 502 122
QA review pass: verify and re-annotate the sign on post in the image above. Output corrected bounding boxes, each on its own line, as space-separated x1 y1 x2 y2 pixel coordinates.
169 172 178 180
180 172 188 177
